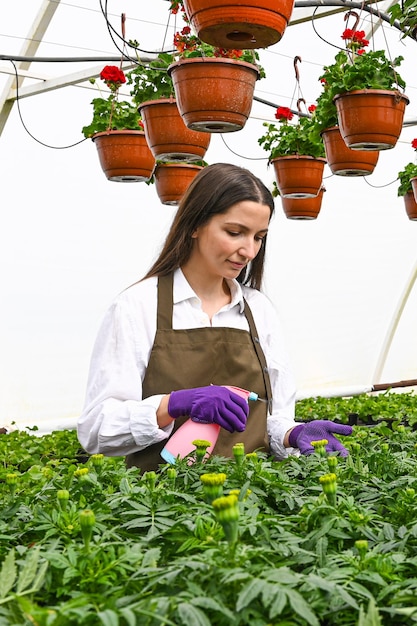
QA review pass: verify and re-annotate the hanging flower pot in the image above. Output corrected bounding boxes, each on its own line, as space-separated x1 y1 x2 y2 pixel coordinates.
181 0 295 49
154 162 204 205
404 190 417 221
168 57 260 132
333 89 409 151
280 187 326 220
137 98 211 162
92 130 155 182
271 155 326 198
321 126 379 176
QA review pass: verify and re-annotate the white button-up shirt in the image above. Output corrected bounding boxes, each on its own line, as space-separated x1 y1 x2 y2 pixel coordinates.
77 269 297 460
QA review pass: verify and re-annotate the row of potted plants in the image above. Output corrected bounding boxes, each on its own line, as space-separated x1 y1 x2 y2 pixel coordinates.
82 3 414 219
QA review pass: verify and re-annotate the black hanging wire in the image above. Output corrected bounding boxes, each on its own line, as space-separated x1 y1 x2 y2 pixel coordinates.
9 59 87 149
99 0 176 61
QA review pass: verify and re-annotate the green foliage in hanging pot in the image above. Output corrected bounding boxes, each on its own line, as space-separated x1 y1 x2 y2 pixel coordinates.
258 106 325 160
397 140 417 196
388 0 417 40
82 66 142 138
319 28 406 98
127 52 176 106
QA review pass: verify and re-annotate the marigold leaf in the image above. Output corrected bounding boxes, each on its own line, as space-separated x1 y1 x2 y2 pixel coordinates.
235 578 266 611
286 588 320 626
177 602 211 626
0 549 17 600
16 546 41 594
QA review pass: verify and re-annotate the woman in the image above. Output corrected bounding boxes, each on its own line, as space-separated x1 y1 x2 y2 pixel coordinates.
78 163 351 471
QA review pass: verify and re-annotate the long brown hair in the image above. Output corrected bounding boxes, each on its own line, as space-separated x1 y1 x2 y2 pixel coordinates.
144 163 275 290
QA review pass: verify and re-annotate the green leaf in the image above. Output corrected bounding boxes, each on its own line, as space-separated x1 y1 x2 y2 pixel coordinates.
177 602 212 626
357 597 383 626
286 588 320 626
16 546 41 594
268 587 287 618
0 550 17 599
235 578 266 611
98 609 120 626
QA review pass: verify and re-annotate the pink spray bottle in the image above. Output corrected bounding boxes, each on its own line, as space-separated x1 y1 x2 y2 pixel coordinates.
160 386 262 465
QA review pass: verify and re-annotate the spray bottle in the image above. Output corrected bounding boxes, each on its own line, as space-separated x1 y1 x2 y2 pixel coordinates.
160 385 266 464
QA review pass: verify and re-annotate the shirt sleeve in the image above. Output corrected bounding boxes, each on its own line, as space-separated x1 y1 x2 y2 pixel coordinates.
77 296 173 456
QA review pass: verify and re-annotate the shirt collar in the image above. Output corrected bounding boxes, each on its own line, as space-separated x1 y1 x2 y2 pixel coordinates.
174 268 245 313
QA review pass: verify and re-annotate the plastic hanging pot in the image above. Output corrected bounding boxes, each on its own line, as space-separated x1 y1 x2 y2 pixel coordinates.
280 187 326 220
271 155 326 198
181 0 295 49
333 89 409 151
138 98 211 162
92 130 155 182
321 126 379 176
168 57 260 133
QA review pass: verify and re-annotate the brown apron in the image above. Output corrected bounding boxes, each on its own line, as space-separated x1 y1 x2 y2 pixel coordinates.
126 273 273 471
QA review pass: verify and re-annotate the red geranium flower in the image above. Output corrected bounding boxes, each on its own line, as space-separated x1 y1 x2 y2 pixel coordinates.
341 28 354 40
100 65 126 87
412 138 417 150
275 106 294 121
308 104 317 113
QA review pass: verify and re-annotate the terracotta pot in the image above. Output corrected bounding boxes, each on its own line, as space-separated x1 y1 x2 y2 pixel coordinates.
168 57 259 132
333 89 409 151
271 155 326 198
138 98 211 162
411 177 417 205
182 0 295 49
92 130 155 182
280 187 326 220
404 190 417 221
154 163 204 205
321 126 379 176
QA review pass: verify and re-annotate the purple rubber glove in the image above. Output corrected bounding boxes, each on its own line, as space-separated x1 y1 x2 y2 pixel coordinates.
289 420 353 457
168 385 249 433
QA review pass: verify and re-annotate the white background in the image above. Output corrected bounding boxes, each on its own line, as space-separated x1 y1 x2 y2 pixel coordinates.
1 1 416 430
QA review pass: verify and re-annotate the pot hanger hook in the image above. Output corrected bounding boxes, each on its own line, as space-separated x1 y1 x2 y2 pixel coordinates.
293 56 302 83
297 98 306 113
344 10 360 31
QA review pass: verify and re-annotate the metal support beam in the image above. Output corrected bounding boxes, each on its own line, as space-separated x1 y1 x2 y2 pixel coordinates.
0 0 62 134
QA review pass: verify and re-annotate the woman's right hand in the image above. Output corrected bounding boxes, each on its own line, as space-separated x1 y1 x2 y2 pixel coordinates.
167 385 248 433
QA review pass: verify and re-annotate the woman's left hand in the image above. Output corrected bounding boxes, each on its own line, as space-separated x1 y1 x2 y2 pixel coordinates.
289 420 353 457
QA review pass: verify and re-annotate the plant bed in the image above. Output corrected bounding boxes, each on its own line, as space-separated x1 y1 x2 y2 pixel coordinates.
2 392 417 624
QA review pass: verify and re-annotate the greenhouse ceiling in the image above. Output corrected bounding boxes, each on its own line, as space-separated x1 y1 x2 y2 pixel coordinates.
0 0 407 135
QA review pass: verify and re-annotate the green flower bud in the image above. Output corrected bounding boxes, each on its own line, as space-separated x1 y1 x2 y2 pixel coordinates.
166 467 177 481
355 539 368 558
233 443 245 466
200 473 227 503
57 489 70 511
327 456 338 471
212 494 239 545
192 439 212 462
79 509 95 549
6 473 18 495
319 473 337 506
142 471 157 490
311 439 328 457
74 467 89 478
90 453 104 470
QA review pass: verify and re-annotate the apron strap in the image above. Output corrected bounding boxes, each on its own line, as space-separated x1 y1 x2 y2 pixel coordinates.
243 300 273 415
156 273 174 330
157 273 273 414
